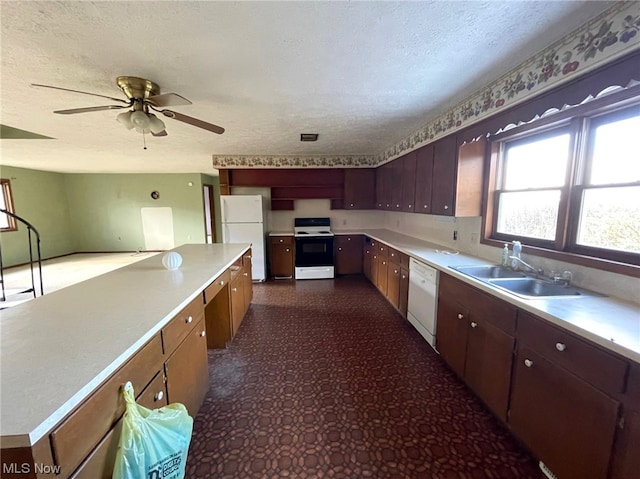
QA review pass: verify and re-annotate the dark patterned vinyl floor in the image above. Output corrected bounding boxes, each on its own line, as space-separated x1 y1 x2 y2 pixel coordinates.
187 276 543 479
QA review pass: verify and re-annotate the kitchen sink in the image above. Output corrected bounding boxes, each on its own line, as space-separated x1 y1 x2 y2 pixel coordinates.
487 278 594 299
451 265 527 279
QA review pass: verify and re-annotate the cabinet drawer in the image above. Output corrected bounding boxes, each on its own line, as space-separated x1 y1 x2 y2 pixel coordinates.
517 311 628 395
69 372 167 479
162 296 204 355
270 236 293 245
204 269 231 305
388 247 408 268
51 335 164 476
377 243 389 257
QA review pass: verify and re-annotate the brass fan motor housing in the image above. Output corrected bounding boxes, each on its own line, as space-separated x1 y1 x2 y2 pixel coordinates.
116 76 160 101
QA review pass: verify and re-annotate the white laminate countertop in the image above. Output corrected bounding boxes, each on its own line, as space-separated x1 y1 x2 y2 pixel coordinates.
349 229 640 364
268 231 294 236
0 243 250 448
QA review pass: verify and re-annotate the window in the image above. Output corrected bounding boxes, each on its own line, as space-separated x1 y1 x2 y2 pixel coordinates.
0 179 17 232
487 98 640 268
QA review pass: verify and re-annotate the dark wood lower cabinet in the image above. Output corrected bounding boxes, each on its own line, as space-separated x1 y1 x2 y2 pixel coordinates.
398 267 409 317
509 347 620 479
376 255 388 296
386 264 400 308
363 244 373 281
435 293 469 377
270 243 294 278
164 318 209 417
335 235 363 275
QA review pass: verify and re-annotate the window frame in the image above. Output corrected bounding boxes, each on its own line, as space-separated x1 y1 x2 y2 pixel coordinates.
482 87 640 276
0 178 18 232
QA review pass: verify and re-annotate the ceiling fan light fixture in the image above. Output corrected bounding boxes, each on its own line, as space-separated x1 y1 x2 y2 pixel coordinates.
148 114 166 134
117 111 134 130
130 110 150 130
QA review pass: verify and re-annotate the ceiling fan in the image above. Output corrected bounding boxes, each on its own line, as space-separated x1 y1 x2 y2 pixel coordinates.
31 76 225 136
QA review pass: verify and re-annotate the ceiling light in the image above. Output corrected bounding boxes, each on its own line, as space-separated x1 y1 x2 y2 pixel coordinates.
300 133 318 142
130 110 150 131
117 111 134 130
148 114 166 134
117 110 166 134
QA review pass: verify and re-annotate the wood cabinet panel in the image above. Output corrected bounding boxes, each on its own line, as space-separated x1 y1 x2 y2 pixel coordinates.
517 311 627 395
230 273 245 336
344 169 376 209
435 293 469 377
415 144 434 214
509 347 619 479
162 296 204 355
390 158 403 211
242 250 253 309
70 372 168 479
164 318 209 417
363 242 373 281
609 408 640 479
204 269 231 305
401 151 417 212
398 267 409 318
270 235 293 245
386 263 401 308
204 282 231 349
270 241 294 278
335 235 363 275
376 254 388 296
464 319 514 420
431 135 457 216
50 335 164 477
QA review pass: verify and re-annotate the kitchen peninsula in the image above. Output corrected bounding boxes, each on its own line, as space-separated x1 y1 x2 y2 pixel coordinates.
0 243 251 479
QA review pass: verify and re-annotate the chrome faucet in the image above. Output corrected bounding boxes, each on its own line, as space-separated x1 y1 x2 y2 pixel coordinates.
509 255 544 276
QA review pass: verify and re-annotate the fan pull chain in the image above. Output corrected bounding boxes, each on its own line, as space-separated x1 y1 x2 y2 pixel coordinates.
143 131 147 150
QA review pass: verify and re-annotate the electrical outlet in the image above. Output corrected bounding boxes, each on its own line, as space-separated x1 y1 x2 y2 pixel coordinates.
471 233 478 243
396 219 400 228
453 230 458 241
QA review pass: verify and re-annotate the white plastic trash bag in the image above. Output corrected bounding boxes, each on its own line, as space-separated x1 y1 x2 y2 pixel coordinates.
113 381 194 479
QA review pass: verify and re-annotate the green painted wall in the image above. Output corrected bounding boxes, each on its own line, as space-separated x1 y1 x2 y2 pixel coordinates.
0 166 75 266
65 173 207 252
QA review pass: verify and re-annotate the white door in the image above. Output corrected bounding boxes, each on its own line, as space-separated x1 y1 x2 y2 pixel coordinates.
220 195 263 224
222 223 266 281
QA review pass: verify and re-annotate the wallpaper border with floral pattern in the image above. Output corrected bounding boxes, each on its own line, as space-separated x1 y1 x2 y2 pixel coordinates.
213 1 640 170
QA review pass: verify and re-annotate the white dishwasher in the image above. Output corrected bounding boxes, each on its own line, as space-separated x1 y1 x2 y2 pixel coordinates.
407 258 439 349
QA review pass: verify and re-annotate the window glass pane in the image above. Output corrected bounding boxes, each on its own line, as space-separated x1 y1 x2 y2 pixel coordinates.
589 114 640 185
577 186 640 254
504 133 570 189
496 190 560 240
0 186 8 228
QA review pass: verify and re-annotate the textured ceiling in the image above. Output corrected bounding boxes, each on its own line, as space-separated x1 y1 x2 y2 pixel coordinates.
0 1 613 174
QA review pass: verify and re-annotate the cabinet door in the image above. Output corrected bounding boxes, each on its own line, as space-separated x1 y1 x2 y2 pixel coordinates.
390 158 403 211
386 264 400 308
435 293 469 377
509 347 620 479
375 167 385 210
401 152 417 212
464 318 514 421
382 163 394 210
363 244 373 281
371 254 379 285
164 318 209 417
431 135 457 216
335 235 363 275
610 409 640 479
230 274 245 336
270 243 294 278
376 255 388 296
414 144 434 214
344 169 376 209
398 267 409 318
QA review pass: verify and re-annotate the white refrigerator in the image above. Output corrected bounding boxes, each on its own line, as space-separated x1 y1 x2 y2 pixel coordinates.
220 195 266 281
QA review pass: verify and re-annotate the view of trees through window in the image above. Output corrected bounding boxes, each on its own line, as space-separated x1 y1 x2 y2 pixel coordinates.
491 100 640 265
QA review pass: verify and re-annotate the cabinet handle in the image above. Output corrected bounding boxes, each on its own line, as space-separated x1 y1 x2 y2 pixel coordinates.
402 275 406 279
423 204 428 209
232 287 237 292
247 256 252 259
470 322 478 328
350 203 354 207
347 237 351 241
200 330 206 337
220 280 225 286
396 204 400 208
154 390 164 402
244 272 248 276
382 261 386 265
524 359 534 368
380 247 384 251
286 248 290 252
444 205 449 210
457 313 464 319
408 204 412 208
555 342 566 352
279 239 284 243
338 247 342 251
185 316 193 324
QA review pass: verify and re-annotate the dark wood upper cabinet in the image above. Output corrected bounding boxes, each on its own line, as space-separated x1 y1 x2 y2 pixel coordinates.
344 169 376 209
414 144 434 214
431 135 458 216
390 158 403 211
377 162 394 210
401 151 417 213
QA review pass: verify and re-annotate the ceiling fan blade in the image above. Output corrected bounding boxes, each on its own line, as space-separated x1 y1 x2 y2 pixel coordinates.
31 83 129 104
151 130 168 137
147 93 192 107
161 110 225 134
54 104 131 115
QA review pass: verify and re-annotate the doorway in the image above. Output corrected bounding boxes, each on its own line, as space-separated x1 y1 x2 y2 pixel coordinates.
203 184 216 243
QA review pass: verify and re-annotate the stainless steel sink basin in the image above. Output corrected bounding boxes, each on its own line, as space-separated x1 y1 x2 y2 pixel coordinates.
487 278 593 299
452 265 527 279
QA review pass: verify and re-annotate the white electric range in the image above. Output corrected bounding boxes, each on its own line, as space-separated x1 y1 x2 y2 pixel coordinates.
294 217 335 279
